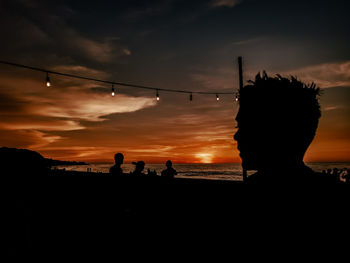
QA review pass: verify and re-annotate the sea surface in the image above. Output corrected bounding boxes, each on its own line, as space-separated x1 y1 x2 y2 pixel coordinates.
53 162 350 181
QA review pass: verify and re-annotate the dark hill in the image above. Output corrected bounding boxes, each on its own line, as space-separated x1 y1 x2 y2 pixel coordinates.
0 147 87 179
0 147 87 166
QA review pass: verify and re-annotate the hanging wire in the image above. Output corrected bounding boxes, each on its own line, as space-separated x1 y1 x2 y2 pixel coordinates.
0 60 238 97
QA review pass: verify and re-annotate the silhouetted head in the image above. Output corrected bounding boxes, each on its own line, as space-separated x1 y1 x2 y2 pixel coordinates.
114 153 124 165
133 161 145 172
166 160 172 168
234 72 321 172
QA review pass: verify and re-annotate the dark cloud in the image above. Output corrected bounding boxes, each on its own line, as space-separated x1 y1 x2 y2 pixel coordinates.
0 0 349 162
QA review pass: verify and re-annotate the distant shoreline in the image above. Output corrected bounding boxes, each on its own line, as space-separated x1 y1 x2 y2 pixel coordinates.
47 159 88 166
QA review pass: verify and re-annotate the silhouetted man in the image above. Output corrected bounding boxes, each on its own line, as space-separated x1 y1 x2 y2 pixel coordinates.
161 160 177 178
234 72 335 184
109 153 124 176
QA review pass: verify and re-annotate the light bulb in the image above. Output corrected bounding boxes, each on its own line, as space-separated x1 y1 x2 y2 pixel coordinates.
156 90 160 101
46 73 51 87
216 94 219 101
111 85 115 97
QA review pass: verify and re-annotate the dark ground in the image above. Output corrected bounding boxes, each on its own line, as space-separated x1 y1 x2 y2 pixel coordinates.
4 170 349 260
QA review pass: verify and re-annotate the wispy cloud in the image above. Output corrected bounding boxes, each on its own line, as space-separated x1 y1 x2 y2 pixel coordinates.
232 37 264 46
121 1 174 21
190 67 236 91
33 92 156 122
0 129 63 149
324 106 342 112
210 0 242 8
0 119 84 131
191 60 350 91
280 61 350 88
55 27 129 63
0 2 131 64
52 65 110 79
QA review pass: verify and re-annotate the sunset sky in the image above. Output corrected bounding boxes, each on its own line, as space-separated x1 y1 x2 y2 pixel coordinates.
0 0 349 163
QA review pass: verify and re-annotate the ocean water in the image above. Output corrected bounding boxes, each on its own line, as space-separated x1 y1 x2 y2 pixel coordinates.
53 162 350 181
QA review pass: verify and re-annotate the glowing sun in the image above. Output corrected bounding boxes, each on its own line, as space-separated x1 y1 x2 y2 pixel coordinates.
195 153 213 163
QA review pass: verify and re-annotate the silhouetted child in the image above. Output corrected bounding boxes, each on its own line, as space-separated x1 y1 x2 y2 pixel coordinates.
161 160 177 179
109 153 124 176
131 161 146 176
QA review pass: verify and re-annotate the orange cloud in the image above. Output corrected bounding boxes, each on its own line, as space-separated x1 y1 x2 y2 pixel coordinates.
32 92 156 121
0 129 62 149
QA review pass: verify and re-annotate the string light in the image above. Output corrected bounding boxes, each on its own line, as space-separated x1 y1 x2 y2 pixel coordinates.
0 60 240 101
46 72 51 87
111 85 115 97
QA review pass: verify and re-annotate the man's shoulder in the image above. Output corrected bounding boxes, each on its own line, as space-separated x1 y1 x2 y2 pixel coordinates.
245 167 341 184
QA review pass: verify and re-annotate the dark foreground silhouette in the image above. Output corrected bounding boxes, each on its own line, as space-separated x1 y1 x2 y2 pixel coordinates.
234 73 339 184
3 72 349 261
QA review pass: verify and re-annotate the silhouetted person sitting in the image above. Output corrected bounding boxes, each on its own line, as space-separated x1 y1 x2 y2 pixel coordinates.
161 160 177 178
234 72 337 184
109 153 124 176
147 169 158 176
342 168 350 184
131 161 146 176
332 168 340 181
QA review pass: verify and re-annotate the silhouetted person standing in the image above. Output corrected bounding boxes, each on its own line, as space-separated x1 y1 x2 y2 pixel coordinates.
110 153 124 176
234 72 335 184
161 160 177 178
131 161 146 176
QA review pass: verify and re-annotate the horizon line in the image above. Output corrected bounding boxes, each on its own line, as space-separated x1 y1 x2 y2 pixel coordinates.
80 161 350 165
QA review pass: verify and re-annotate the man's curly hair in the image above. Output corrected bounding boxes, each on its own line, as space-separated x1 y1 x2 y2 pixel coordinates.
238 72 321 154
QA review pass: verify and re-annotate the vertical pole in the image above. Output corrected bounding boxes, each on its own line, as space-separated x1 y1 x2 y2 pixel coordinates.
243 169 247 182
238 56 247 182
238 56 243 90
